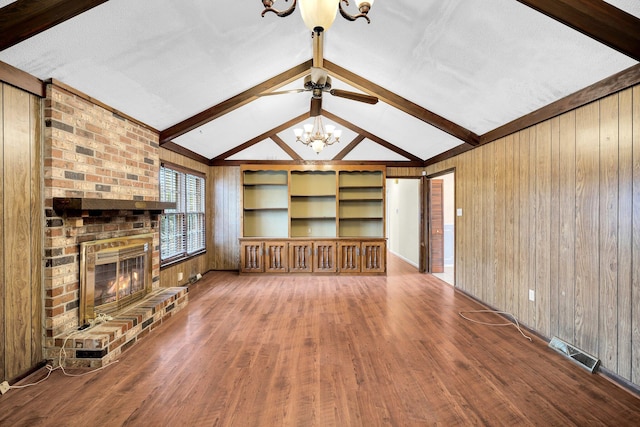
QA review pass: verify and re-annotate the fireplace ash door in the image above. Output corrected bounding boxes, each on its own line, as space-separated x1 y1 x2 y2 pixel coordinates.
80 234 154 325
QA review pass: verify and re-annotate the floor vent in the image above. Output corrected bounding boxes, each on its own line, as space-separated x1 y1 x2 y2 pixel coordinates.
549 336 600 373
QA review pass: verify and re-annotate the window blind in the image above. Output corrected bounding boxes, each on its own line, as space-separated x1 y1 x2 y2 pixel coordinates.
160 165 205 264
186 174 205 254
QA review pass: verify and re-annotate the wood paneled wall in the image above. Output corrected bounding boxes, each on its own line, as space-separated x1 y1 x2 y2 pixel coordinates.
426 86 640 386
0 83 42 382
159 255 208 288
386 166 424 178
210 166 240 270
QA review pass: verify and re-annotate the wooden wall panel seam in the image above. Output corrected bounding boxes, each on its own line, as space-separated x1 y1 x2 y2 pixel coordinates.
631 86 640 385
549 117 561 339
29 94 43 367
616 88 633 379
0 83 5 381
598 93 620 370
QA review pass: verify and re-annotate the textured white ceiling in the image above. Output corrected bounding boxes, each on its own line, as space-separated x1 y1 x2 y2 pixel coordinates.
604 0 640 16
327 0 636 135
1 0 637 162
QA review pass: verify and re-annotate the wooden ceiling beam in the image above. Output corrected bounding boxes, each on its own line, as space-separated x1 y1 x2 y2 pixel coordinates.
0 60 44 97
210 112 310 163
480 63 640 145
0 0 109 51
429 63 640 165
322 110 423 162
160 142 210 165
209 159 424 167
161 60 312 145
516 0 640 62
271 134 303 161
333 135 366 161
423 143 476 167
323 60 480 146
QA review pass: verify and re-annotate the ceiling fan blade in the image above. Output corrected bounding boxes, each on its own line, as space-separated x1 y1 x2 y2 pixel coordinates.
259 89 306 97
310 97 322 117
329 89 379 104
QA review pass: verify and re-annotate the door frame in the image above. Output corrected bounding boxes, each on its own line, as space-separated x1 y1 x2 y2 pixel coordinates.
422 168 456 279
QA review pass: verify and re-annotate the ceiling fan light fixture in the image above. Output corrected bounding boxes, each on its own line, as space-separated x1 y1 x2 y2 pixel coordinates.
261 0 374 27
339 0 373 24
294 115 341 154
299 0 339 31
311 139 326 154
325 124 335 135
356 0 374 11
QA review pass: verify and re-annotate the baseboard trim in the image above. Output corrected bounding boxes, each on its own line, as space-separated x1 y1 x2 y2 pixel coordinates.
388 250 418 268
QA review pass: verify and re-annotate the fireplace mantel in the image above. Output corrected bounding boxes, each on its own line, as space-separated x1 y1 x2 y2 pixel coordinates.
53 197 175 214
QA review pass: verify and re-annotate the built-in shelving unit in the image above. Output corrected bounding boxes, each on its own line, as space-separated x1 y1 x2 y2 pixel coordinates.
338 170 384 238
290 170 337 238
240 165 386 275
242 169 288 238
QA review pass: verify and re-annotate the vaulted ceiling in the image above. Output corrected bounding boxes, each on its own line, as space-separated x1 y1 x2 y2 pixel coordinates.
1 0 639 166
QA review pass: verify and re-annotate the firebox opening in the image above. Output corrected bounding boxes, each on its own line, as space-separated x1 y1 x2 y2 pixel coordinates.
80 234 154 326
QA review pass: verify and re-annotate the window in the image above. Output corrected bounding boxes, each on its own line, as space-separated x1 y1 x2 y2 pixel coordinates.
160 164 205 265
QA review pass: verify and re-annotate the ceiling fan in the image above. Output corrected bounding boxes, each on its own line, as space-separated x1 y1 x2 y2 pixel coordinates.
260 30 379 116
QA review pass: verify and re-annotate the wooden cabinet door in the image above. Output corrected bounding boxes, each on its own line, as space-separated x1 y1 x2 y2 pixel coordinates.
240 241 263 273
361 241 386 273
313 241 337 273
289 241 313 273
265 241 288 273
338 242 361 273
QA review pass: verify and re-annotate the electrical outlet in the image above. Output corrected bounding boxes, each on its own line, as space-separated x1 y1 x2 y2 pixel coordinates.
0 381 10 395
529 289 535 302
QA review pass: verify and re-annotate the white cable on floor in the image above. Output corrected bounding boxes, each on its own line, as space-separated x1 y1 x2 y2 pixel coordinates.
6 314 119 392
459 309 532 341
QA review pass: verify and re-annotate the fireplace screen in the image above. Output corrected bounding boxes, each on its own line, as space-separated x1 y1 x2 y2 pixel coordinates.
80 234 154 325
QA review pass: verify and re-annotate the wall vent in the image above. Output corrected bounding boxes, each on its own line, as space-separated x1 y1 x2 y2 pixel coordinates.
549 336 600 373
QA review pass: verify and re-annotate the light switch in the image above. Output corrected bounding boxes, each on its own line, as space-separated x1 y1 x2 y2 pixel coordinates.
456 208 463 217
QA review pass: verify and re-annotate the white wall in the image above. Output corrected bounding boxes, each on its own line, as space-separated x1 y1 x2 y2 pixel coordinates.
386 179 420 267
440 173 455 266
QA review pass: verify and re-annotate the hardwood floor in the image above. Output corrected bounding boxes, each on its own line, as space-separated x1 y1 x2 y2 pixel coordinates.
1 255 639 426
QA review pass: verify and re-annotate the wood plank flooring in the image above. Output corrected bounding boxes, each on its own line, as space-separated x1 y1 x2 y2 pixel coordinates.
1 255 639 426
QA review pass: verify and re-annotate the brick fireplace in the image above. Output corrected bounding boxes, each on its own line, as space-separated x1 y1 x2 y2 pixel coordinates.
43 81 188 367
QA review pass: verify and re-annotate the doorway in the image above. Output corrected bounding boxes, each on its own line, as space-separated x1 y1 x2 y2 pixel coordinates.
386 178 420 269
427 171 455 285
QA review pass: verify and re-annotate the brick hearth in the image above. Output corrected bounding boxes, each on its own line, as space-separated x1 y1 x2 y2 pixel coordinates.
46 287 188 368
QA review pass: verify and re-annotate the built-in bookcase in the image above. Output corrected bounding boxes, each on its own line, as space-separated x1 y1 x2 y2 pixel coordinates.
240 165 386 275
242 169 288 237
290 170 337 238
338 170 384 238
